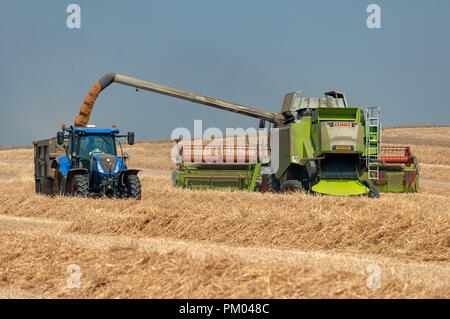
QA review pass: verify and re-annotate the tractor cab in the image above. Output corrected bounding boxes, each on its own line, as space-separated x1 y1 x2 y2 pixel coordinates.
58 126 134 169
79 133 117 166
69 128 118 169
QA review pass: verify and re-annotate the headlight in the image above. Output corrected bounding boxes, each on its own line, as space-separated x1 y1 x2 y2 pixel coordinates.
96 160 105 173
113 162 119 174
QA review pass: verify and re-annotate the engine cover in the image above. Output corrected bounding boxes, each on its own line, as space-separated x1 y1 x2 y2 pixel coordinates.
91 153 118 174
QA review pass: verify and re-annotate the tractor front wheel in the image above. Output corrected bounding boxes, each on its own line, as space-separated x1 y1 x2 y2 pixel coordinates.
124 175 141 200
280 180 303 193
70 175 89 197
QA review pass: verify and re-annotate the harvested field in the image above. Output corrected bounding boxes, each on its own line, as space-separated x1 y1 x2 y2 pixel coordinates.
0 127 448 298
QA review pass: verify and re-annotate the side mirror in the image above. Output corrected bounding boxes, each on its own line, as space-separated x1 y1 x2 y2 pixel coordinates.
127 132 135 145
57 131 64 145
259 119 266 129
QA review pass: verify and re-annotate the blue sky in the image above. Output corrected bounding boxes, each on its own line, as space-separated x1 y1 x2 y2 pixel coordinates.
0 0 449 146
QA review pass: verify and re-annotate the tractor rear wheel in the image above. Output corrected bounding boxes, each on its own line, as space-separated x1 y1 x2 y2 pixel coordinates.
280 180 303 193
70 175 89 197
124 175 141 200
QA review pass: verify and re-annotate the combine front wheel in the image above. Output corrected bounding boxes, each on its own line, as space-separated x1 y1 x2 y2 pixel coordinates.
280 180 303 193
362 181 380 198
262 174 280 193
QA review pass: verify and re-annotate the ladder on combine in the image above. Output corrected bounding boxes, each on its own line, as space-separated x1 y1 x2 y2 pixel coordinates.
365 106 381 180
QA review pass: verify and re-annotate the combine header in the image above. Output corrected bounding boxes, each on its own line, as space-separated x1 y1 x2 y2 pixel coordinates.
172 139 269 191
361 146 419 193
71 73 420 197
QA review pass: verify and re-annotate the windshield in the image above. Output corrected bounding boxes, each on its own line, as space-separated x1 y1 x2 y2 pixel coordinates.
78 135 116 167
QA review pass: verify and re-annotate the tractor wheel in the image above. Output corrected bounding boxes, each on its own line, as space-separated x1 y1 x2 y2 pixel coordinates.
262 174 280 193
70 175 89 197
362 181 380 198
124 175 141 200
280 180 303 193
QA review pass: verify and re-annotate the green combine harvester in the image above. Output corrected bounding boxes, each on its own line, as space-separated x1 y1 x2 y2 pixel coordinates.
76 73 420 197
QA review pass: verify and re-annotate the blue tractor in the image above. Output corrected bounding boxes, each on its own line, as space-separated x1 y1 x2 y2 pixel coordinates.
33 125 141 199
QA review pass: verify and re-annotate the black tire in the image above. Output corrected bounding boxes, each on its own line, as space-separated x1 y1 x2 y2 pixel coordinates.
124 175 141 200
262 174 280 193
280 180 303 193
362 181 380 198
254 181 263 192
70 175 89 197
35 179 41 194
